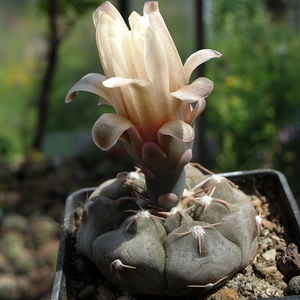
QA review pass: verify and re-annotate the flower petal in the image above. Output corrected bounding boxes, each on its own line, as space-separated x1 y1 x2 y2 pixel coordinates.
145 28 185 123
129 30 148 79
103 76 163 143
93 1 127 29
159 120 194 143
110 36 131 79
171 77 214 103
184 49 222 82
145 27 169 101
95 10 128 79
103 77 147 88
65 73 111 104
148 9 185 90
129 11 149 30
143 1 159 14
92 113 143 150
158 120 194 165
185 100 206 125
94 11 132 117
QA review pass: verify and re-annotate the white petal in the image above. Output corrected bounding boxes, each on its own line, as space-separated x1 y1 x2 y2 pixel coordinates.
159 120 194 142
94 13 129 113
143 1 159 15
184 49 222 82
65 73 111 104
93 2 127 29
148 9 185 90
145 28 169 96
171 77 214 103
110 36 131 78
95 13 115 78
129 11 149 30
103 77 149 88
92 113 142 150
145 27 172 121
129 30 148 78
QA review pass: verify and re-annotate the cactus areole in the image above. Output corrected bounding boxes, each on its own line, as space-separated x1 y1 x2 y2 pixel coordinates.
65 1 259 296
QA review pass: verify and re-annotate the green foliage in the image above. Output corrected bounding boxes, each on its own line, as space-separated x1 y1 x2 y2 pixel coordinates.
0 1 41 158
0 0 105 159
205 0 300 178
36 0 101 18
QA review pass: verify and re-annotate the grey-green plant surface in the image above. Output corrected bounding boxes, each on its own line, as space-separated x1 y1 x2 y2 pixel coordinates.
77 164 260 297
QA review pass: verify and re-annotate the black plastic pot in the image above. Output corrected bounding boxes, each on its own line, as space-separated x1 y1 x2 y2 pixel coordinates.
51 169 300 300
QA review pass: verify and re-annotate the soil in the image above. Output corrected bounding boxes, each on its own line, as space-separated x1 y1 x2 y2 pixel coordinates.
67 191 300 300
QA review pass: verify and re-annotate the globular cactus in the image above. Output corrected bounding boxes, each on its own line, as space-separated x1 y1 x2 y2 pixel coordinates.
0 232 25 261
77 164 260 297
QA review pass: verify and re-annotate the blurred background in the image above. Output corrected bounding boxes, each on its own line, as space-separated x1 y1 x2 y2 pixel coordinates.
0 0 300 299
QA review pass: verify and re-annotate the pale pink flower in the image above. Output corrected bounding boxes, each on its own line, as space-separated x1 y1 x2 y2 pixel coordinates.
65 1 221 208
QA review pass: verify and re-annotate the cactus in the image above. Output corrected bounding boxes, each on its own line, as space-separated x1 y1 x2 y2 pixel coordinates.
14 251 35 275
77 164 259 296
0 276 19 300
0 232 25 261
65 1 260 296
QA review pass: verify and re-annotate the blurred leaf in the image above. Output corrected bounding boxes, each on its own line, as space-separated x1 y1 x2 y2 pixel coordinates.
206 0 300 178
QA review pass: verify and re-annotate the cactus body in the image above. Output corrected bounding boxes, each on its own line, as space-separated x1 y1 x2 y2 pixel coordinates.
77 164 259 296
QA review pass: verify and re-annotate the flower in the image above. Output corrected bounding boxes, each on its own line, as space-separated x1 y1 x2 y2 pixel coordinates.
65 1 221 209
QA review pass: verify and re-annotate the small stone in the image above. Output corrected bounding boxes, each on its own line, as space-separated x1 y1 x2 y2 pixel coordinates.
277 243 300 278
74 207 84 220
265 287 279 297
266 271 287 290
260 237 272 249
209 288 240 300
80 273 95 285
75 208 84 227
261 219 273 228
270 234 281 242
73 259 85 273
261 228 270 237
96 285 116 300
288 275 300 295
251 197 262 208
262 249 276 261
254 263 264 272
77 281 84 290
117 296 131 300
259 266 277 276
78 284 97 299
